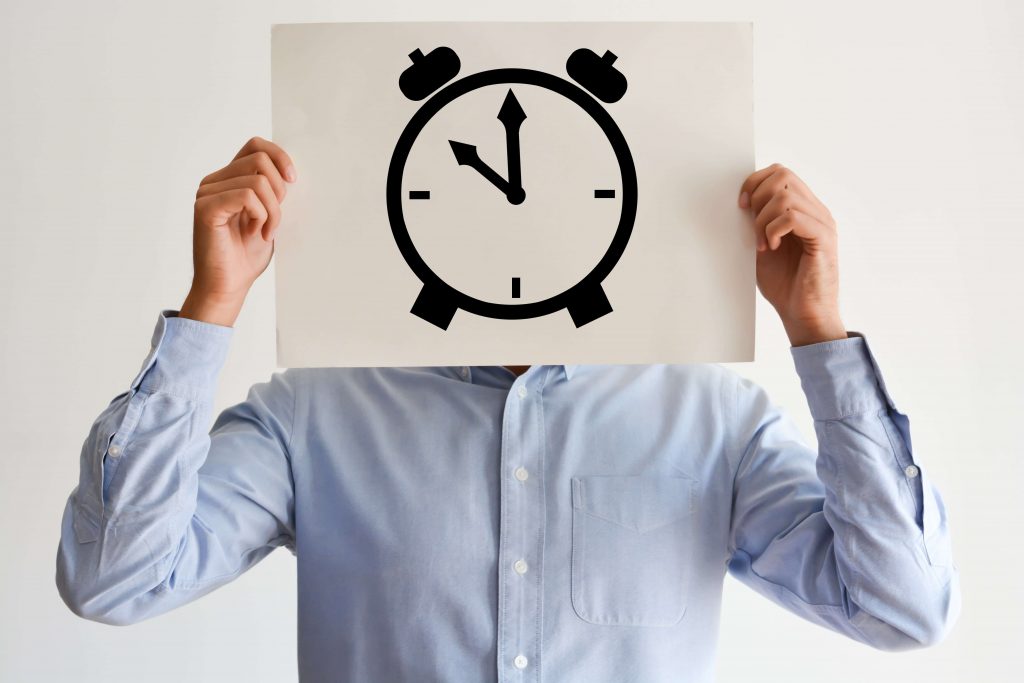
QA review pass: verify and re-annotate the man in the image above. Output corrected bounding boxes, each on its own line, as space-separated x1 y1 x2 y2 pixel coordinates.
57 137 959 682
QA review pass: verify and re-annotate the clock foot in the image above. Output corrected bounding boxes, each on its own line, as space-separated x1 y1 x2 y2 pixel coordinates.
566 284 613 328
410 284 458 330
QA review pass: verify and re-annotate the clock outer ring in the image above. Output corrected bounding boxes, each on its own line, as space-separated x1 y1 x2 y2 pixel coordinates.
386 67 638 321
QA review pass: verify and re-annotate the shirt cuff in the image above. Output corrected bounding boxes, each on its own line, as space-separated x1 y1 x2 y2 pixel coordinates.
790 331 897 421
128 309 234 401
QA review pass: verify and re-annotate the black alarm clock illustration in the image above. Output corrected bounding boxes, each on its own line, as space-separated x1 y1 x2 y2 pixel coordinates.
386 46 637 330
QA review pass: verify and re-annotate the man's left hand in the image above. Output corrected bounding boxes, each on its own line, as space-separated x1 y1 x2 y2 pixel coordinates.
739 163 848 347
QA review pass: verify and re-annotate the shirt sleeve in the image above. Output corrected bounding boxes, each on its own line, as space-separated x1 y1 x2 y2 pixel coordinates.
56 309 297 625
725 332 960 650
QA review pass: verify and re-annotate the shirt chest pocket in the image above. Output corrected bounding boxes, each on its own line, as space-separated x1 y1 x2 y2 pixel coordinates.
570 475 697 627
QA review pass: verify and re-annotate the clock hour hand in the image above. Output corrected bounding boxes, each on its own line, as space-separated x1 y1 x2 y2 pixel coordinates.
449 140 512 197
496 89 526 205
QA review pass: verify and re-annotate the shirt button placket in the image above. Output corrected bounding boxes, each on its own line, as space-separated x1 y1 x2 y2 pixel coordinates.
497 375 544 680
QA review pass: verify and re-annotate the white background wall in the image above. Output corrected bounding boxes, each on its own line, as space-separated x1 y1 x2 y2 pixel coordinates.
1 0 1020 681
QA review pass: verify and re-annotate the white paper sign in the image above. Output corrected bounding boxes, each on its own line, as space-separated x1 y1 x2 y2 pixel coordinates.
271 22 754 367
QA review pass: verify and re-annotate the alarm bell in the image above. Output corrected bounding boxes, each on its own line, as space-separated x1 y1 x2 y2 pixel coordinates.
566 49 627 103
399 47 461 101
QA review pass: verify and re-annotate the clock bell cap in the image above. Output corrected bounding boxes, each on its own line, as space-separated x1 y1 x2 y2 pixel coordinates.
399 47 461 101
566 48 627 103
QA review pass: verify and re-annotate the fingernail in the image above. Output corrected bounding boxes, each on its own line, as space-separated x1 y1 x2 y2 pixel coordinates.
738 192 750 209
285 165 297 182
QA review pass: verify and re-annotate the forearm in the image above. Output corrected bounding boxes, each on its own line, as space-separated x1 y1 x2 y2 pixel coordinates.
795 335 959 647
56 311 233 624
728 334 960 650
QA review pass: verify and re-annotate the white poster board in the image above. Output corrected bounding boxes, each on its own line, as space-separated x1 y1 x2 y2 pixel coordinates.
271 22 754 367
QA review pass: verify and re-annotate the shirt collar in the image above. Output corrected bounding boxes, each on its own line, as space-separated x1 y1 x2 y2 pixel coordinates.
451 365 579 383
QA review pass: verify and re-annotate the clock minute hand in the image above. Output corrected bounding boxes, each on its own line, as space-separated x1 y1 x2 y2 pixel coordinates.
496 89 527 205
449 140 512 196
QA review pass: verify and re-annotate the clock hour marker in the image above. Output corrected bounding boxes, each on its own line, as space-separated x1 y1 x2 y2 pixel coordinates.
594 189 616 198
409 190 431 200
512 277 521 298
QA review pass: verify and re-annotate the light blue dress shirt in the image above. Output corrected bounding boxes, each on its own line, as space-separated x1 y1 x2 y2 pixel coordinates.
57 310 959 682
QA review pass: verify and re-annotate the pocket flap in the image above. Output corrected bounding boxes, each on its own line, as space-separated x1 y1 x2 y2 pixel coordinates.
572 475 695 534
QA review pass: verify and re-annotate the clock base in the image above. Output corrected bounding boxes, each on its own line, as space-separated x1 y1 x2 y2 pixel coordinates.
410 281 613 330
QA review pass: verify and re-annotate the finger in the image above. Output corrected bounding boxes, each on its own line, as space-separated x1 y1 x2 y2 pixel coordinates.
196 187 269 238
197 175 281 237
738 163 782 208
233 136 297 183
201 151 287 202
749 165 833 224
763 207 835 251
754 191 829 237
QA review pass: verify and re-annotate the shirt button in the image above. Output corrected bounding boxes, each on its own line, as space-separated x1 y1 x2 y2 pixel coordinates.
513 655 528 669
459 367 469 379
904 464 920 478
516 385 528 399
514 467 529 482
107 444 122 458
513 559 529 575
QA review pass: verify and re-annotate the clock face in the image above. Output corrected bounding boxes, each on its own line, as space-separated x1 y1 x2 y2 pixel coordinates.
398 83 625 306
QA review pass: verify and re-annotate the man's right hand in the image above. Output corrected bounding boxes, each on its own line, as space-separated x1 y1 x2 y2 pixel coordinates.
179 137 296 327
